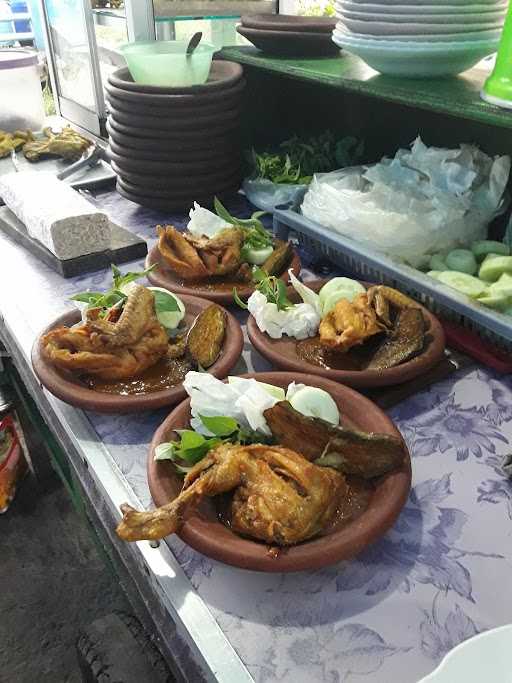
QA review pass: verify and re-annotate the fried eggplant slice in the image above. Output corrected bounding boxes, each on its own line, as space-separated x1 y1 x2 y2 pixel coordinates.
366 308 425 371
116 443 346 544
261 241 293 276
187 305 226 368
264 401 406 478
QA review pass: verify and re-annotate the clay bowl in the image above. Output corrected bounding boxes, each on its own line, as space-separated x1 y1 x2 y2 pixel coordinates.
146 242 301 306
241 13 336 33
247 279 446 389
106 119 240 154
147 371 412 572
107 138 238 163
117 180 241 212
108 149 240 177
106 90 243 119
106 114 240 141
107 101 241 132
108 61 243 95
104 77 246 109
116 171 242 199
237 25 339 56
31 295 243 414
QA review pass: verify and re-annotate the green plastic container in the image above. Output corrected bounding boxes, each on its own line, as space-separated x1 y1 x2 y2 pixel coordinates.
482 4 512 108
120 41 215 88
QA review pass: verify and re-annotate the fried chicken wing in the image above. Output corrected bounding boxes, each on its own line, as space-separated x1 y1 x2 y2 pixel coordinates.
42 285 168 381
116 443 346 545
319 293 385 352
157 225 243 280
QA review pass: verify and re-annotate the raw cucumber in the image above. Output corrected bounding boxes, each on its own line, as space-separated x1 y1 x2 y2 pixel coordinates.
478 255 512 283
472 240 510 262
489 273 512 298
429 254 447 271
245 245 274 265
445 249 478 275
477 291 510 310
436 271 488 299
148 287 185 330
426 271 442 279
322 290 352 315
289 386 340 425
318 277 366 309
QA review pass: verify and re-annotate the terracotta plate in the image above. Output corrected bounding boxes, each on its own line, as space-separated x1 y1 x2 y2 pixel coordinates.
108 61 243 95
31 295 244 414
108 138 238 164
116 181 241 212
236 26 339 56
241 13 336 33
104 77 246 109
247 279 446 388
109 152 240 179
147 371 412 572
107 114 240 142
105 90 243 118
106 102 241 132
106 120 240 154
146 243 301 306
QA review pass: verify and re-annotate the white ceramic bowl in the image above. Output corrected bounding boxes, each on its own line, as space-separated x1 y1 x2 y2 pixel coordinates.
336 5 507 24
335 21 503 42
419 625 512 683
332 31 499 76
338 16 504 35
338 0 508 14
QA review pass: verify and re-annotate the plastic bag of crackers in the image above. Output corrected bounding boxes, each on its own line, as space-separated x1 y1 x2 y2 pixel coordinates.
0 400 29 513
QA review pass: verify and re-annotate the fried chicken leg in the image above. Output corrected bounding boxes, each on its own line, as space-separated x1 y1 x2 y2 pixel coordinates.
116 443 346 545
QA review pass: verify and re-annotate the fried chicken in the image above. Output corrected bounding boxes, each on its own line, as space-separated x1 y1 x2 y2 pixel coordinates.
157 225 244 280
42 284 168 380
319 293 385 352
116 443 346 545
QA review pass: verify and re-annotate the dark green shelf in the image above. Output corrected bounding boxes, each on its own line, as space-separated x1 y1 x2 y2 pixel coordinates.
221 46 512 131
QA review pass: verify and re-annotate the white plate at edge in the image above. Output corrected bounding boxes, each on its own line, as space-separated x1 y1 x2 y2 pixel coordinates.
419 624 512 683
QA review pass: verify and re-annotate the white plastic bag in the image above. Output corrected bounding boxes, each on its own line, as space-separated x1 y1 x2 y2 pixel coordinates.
243 178 307 212
301 138 510 268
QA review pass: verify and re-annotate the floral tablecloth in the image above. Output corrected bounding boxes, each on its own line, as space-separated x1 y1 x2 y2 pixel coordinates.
9 189 512 683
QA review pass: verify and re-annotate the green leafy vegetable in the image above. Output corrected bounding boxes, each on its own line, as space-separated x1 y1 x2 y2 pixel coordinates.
71 264 156 316
199 415 238 437
232 288 249 310
250 131 364 185
253 268 293 311
154 414 273 474
214 197 273 257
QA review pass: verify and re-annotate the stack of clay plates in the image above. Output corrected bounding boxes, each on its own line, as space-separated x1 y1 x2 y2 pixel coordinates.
237 14 338 56
105 60 245 210
332 0 507 77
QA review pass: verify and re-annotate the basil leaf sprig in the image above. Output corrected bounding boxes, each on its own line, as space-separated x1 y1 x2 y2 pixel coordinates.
213 197 273 256
233 267 293 312
71 263 156 315
154 414 271 474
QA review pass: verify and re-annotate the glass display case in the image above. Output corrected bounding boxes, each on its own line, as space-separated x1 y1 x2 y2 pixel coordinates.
39 0 277 136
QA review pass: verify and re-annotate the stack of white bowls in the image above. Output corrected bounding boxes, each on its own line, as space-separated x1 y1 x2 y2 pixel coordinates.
332 0 508 77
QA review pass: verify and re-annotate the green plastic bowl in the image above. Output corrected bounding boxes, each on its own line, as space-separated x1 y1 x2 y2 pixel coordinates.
120 41 215 88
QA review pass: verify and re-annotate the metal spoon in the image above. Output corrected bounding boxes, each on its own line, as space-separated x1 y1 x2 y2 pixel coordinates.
186 32 202 57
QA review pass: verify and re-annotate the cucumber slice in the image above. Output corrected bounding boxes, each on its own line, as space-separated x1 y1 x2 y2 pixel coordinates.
489 273 512 298
148 287 185 329
476 291 510 310
472 240 510 262
429 254 447 271
478 255 512 283
445 249 478 275
289 386 340 425
318 278 366 309
436 271 488 299
245 245 274 265
427 271 442 280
